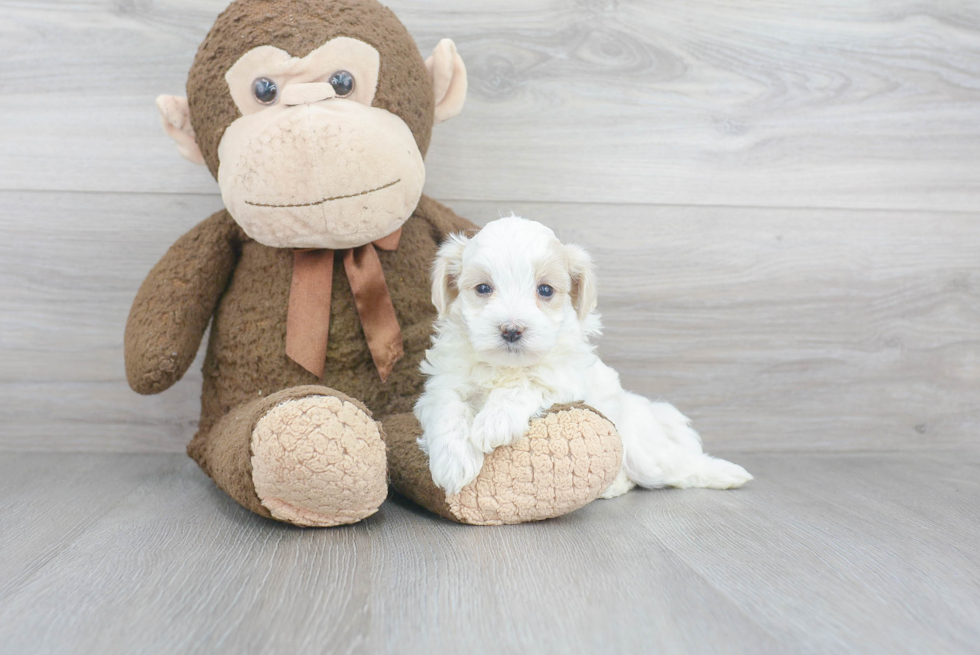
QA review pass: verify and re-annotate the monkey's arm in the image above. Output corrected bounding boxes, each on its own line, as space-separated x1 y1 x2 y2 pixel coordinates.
125 210 241 395
415 194 478 240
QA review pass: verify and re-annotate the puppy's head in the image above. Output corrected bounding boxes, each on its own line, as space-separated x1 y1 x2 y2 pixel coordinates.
432 216 597 365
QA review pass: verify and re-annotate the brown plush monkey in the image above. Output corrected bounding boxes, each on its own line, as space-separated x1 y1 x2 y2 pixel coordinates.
126 0 622 527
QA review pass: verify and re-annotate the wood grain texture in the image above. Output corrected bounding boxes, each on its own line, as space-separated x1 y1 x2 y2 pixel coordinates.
1 0 979 210
0 451 977 654
2 191 977 452
0 453 167 600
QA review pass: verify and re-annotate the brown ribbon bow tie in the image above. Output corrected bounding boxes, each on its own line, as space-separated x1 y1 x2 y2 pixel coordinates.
285 228 404 382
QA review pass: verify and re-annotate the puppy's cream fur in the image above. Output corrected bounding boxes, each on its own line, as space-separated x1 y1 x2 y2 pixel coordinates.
415 216 752 496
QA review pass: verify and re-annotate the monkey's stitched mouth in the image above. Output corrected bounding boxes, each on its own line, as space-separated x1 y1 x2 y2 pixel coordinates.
244 179 401 208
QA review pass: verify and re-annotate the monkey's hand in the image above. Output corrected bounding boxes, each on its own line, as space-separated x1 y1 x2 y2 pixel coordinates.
124 211 240 395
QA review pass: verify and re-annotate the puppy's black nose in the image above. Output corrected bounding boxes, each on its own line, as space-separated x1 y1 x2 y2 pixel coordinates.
500 324 524 343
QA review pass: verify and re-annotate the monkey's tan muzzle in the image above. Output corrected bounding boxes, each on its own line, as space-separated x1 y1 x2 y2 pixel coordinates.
216 100 426 250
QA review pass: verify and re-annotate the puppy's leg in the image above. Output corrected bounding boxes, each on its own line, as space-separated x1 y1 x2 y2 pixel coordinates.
415 388 484 495
617 394 753 490
470 385 545 453
426 430 485 496
599 470 637 499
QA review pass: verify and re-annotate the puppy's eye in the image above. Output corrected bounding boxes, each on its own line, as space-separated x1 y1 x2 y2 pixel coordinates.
537 284 554 298
328 70 355 97
252 77 279 105
475 283 493 295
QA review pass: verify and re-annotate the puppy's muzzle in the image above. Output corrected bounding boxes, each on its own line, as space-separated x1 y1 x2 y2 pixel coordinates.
500 323 525 344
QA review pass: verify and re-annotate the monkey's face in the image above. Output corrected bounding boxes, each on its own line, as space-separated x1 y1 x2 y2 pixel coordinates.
160 0 468 248
217 38 426 249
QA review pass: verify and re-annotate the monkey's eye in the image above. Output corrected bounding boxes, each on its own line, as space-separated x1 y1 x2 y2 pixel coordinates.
537 284 554 298
252 77 279 105
476 283 493 296
328 70 355 97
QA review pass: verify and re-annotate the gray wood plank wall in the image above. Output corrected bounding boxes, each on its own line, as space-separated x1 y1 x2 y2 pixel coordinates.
1 0 978 453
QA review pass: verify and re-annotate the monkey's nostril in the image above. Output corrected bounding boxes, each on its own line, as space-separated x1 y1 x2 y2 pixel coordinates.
500 325 524 343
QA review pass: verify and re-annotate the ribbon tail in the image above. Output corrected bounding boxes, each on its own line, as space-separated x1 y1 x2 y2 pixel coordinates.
286 249 335 378
373 226 402 251
344 244 404 382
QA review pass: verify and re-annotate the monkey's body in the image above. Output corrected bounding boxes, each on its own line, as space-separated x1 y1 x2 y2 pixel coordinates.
126 0 623 527
199 196 470 432
193 210 432 427
128 196 474 525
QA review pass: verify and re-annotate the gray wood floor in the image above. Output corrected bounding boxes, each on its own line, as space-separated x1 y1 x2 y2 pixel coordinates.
1 0 979 653
1 450 978 655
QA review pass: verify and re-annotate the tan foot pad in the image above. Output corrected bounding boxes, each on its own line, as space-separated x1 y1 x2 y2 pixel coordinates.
385 404 623 526
251 395 387 527
452 406 622 524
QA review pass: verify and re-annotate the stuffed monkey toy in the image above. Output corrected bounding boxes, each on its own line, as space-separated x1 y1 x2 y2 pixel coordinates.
126 0 622 527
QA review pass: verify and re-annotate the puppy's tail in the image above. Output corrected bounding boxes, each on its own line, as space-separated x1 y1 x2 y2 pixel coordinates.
618 395 753 490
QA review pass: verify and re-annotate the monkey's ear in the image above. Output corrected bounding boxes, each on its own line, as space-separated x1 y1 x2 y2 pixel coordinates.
156 95 205 166
431 233 468 319
425 39 467 124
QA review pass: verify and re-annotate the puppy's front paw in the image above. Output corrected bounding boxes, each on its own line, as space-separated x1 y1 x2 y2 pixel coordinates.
471 404 531 453
428 436 485 496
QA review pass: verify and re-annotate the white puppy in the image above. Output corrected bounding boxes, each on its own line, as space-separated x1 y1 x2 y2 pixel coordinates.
414 216 752 497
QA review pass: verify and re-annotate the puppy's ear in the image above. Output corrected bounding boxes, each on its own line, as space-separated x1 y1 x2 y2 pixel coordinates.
565 244 598 320
431 233 468 318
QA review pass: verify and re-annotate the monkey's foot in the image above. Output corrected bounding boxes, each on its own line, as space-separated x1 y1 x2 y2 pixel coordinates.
384 404 623 525
250 392 387 527
188 386 387 527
